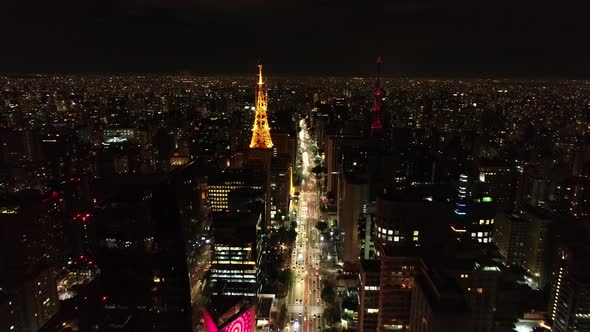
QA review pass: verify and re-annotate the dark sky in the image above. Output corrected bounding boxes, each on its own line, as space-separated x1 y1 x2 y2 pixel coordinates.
1 0 589 77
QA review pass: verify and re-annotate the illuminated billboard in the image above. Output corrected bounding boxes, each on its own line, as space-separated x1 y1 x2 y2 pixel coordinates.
220 307 254 332
203 306 255 332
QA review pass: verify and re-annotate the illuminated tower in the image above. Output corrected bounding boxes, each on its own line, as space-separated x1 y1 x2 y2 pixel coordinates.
370 56 384 136
249 64 274 149
289 165 295 197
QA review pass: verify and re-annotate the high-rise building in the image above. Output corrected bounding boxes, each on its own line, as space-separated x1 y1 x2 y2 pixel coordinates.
324 130 365 195
432 245 503 332
207 170 264 213
377 247 425 332
372 188 459 332
493 213 528 268
460 260 501 332
270 131 296 165
359 202 377 260
520 207 552 288
465 198 496 245
358 259 380 332
339 172 369 266
94 174 197 331
374 190 452 250
549 245 590 332
270 157 291 224
209 210 262 298
555 176 590 219
0 267 60 332
478 163 517 212
0 191 63 332
410 272 471 332
103 127 135 143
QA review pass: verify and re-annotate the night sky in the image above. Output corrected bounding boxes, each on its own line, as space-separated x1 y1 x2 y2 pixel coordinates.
1 0 589 78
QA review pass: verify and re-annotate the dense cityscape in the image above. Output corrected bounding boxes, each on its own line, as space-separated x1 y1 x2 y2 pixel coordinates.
0 59 589 332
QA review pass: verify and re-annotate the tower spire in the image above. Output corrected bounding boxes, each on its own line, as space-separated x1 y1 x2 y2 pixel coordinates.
370 56 384 135
250 64 274 149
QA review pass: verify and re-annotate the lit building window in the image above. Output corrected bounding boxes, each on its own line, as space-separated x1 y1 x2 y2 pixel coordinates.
476 288 483 294
393 236 399 242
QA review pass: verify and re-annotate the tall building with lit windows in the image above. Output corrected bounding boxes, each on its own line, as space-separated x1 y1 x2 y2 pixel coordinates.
373 188 455 332
359 202 377 260
207 170 263 213
0 190 63 332
493 213 531 268
520 207 552 288
377 247 425 332
549 244 590 332
0 267 59 332
359 259 381 332
478 163 517 212
210 210 262 298
465 197 496 245
103 127 135 143
374 189 453 250
555 176 590 219
457 174 469 200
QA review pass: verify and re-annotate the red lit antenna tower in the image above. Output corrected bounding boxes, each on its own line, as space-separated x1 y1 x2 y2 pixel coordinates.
370 56 384 136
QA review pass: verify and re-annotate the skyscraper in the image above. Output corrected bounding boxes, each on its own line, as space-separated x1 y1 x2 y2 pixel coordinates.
358 259 381 332
0 191 63 332
478 163 517 212
549 244 590 332
94 174 196 331
209 210 262 298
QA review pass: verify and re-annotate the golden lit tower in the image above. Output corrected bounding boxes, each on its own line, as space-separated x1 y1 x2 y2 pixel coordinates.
249 64 274 149
289 165 295 196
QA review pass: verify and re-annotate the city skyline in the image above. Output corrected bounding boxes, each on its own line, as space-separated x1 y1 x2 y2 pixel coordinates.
2 2 590 332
